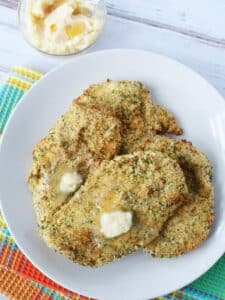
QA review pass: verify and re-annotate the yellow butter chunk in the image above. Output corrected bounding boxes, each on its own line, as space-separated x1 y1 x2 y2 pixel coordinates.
65 22 86 39
73 6 91 16
31 15 44 27
73 7 81 15
50 24 57 32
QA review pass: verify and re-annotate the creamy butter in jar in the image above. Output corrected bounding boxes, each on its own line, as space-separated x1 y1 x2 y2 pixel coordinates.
18 0 106 55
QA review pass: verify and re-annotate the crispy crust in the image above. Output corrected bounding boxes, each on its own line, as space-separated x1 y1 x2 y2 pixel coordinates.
42 150 188 267
77 80 182 152
140 135 214 257
28 103 122 227
148 195 214 257
28 80 214 266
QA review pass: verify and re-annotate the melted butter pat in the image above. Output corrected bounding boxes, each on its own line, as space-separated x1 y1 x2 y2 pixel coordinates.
59 172 83 193
100 211 132 239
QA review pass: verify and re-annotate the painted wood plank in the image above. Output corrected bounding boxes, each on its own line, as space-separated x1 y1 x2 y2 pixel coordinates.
0 6 225 99
107 0 225 47
0 0 17 9
1 0 225 47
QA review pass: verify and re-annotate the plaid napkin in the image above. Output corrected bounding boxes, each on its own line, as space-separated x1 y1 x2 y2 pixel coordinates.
0 66 224 300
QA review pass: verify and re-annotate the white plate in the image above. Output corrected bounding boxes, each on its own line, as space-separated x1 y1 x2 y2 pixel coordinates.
0 49 225 300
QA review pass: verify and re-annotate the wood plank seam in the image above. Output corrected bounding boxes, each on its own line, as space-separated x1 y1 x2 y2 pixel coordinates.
0 0 18 9
0 0 225 49
107 7 225 49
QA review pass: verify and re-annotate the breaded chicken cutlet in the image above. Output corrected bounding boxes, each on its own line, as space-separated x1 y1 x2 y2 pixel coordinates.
42 150 188 267
28 79 214 267
133 135 214 257
76 80 182 152
28 103 122 228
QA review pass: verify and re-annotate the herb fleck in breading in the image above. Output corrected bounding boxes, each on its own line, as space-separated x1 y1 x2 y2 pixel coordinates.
137 135 214 257
28 103 122 227
42 150 187 267
77 80 182 152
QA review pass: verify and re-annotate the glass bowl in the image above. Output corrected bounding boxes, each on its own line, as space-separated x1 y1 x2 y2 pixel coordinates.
18 0 107 56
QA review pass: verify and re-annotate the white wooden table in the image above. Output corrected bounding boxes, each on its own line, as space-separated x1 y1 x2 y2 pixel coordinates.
0 0 225 99
0 2 224 299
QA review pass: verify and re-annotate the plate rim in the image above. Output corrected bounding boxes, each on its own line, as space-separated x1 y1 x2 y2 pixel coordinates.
0 48 225 299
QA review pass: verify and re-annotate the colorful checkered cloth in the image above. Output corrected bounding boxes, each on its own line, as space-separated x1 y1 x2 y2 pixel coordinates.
0 67 224 300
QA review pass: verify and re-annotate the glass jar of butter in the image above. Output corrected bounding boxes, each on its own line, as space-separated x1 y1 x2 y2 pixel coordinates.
18 0 106 55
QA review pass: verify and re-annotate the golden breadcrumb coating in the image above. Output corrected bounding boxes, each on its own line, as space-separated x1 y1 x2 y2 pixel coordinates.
77 80 182 152
139 135 214 257
42 150 188 266
28 103 122 227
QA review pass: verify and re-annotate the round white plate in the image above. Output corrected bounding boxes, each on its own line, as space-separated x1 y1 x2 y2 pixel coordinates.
0 49 225 300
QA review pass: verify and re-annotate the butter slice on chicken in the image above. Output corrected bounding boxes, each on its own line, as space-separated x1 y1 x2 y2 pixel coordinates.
42 150 188 267
28 103 122 228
